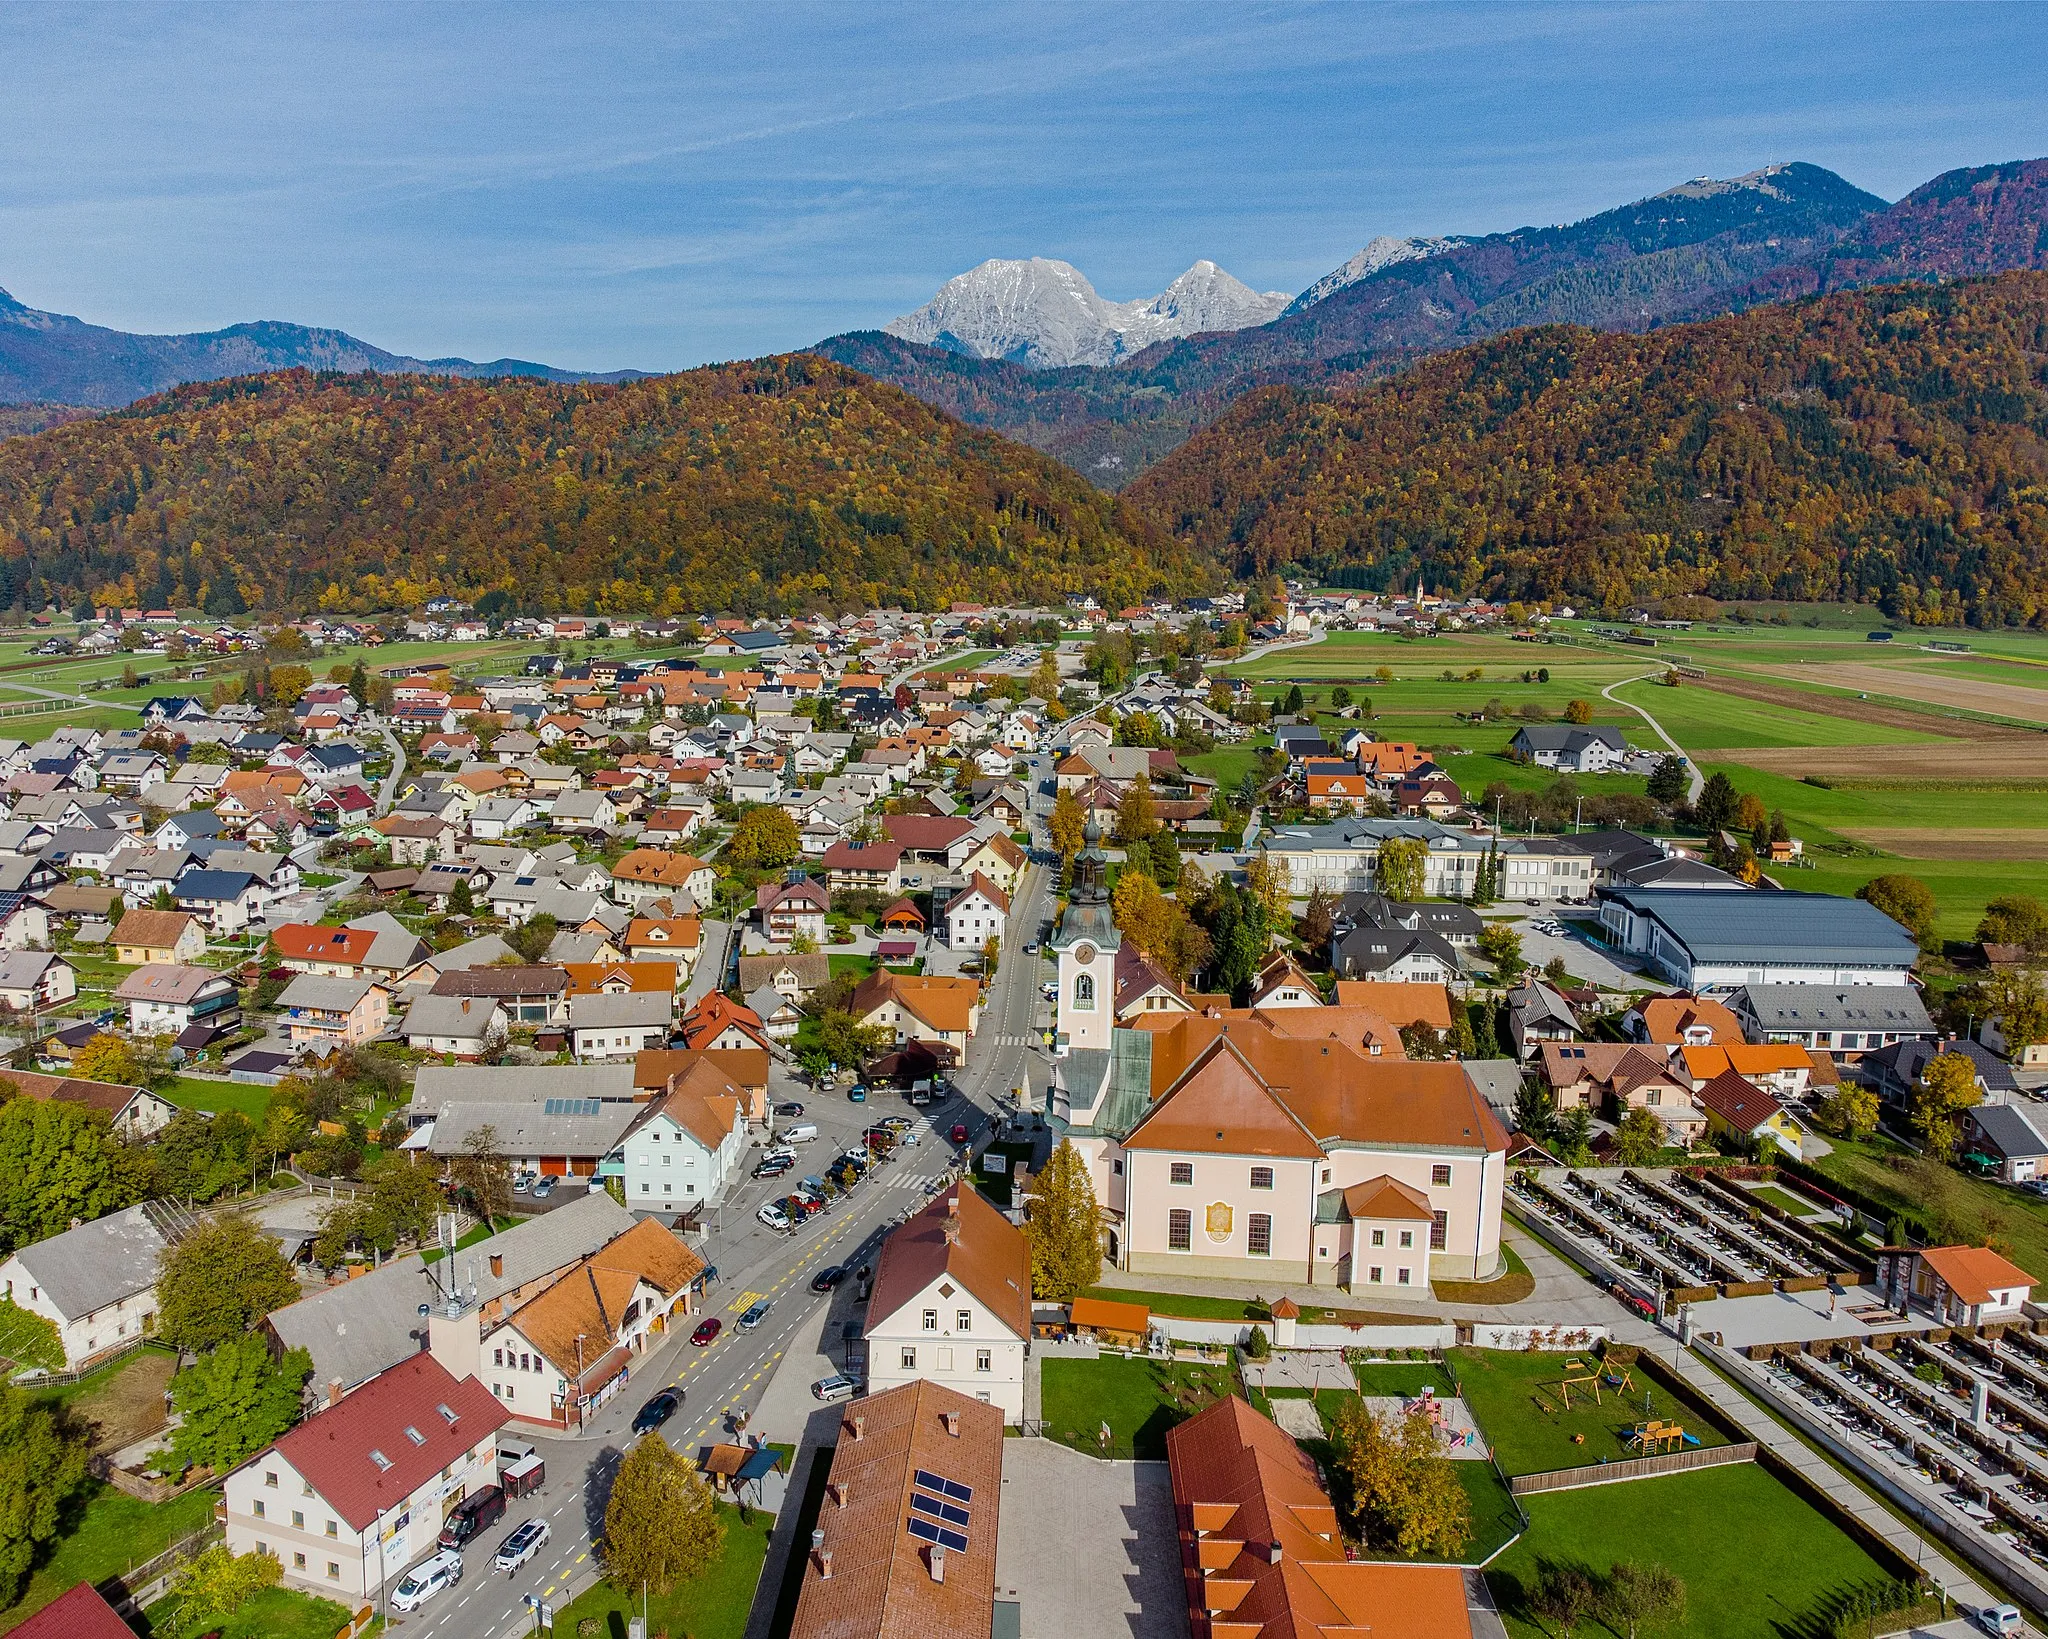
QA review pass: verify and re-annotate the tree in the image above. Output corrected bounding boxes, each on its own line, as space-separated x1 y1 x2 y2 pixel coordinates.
1024 1139 1101 1299
817 1010 889 1073
1242 852 1292 924
1300 888 1337 953
1477 924 1525 980
1979 893 2048 955
1694 771 1738 832
1615 1107 1665 1166
1114 774 1159 844
1563 698 1593 724
1530 1563 1599 1639
1732 792 1766 836
0 1384 91 1607
70 1031 140 1085
602 1434 727 1594
1514 1079 1558 1143
449 1124 513 1230
1559 1106 1594 1166
0 1098 149 1257
1112 872 1210 981
165 1337 312 1475
1030 651 1061 702
1049 789 1085 866
1329 1401 1471 1558
1912 1051 1983 1158
157 1215 300 1352
1600 1561 1686 1639
504 912 559 963
1331 686 1353 708
1985 966 2048 1053
1116 710 1161 748
1646 754 1688 803
1858 874 1937 949
166 1545 282 1636
1143 827 1182 890
726 805 800 871
1283 684 1305 715
1813 1081 1879 1139
1376 837 1428 902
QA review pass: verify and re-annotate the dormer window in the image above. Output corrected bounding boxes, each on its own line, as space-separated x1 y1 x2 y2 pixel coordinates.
369 1449 392 1471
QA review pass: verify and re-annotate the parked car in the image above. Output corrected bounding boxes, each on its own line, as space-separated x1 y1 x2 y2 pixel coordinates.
632 1389 681 1435
493 1519 551 1573
775 1100 806 1117
739 1299 773 1330
950 1124 969 1144
847 1085 867 1103
754 1160 793 1180
756 1203 791 1231
810 1264 846 1293
1979 1607 2024 1637
691 1317 723 1346
390 1550 464 1612
531 1175 556 1200
880 1116 913 1132
438 1485 505 1549
811 1373 859 1402
511 1171 534 1195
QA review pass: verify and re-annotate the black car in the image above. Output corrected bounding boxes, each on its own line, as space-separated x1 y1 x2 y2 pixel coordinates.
775 1100 806 1117
632 1389 681 1435
810 1264 846 1293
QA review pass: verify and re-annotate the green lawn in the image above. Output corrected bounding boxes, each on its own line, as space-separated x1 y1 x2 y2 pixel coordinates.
1449 1350 1731 1478
0 1483 220 1635
1182 744 1265 794
1039 1355 1241 1460
1489 1464 1903 1639
1351 1360 1458 1398
1744 1185 1825 1219
552 1503 772 1639
1800 1135 2048 1278
1080 1285 1269 1322
1610 681 1941 749
137 1585 355 1639
160 1075 274 1119
422 1221 493 1265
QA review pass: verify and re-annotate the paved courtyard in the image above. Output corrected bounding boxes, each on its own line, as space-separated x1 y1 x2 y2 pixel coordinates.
993 1439 1183 1639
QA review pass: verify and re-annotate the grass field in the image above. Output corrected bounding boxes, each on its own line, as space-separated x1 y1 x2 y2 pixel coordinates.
1080 1285 1269 1321
1448 1349 1732 1478
1038 1355 1242 1460
1488 1464 1903 1639
551 1503 772 1639
137 1586 355 1639
1609 681 1941 748
161 1075 273 1119
1800 1134 2048 1278
0 1482 220 1636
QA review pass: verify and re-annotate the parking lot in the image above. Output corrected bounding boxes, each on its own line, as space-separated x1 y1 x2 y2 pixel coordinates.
991 1440 1183 1639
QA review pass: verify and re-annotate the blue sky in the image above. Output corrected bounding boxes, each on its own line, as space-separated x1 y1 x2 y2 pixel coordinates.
1 2 2044 371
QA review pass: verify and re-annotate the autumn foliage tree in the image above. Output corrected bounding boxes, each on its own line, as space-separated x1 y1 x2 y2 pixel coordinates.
602 1435 726 1594
1328 1400 1471 1559
1023 1140 1101 1300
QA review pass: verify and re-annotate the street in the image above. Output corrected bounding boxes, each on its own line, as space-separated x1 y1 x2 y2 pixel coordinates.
399 858 1054 1636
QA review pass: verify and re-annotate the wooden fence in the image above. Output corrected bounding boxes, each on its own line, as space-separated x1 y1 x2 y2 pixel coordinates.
1509 1439 1758 1495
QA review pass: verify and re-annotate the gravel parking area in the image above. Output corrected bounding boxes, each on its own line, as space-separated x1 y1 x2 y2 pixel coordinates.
993 1440 1182 1639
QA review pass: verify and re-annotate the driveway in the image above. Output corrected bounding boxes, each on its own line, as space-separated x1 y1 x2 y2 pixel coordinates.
992 1441 1182 1639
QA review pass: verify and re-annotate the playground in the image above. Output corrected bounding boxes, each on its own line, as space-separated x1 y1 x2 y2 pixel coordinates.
1448 1346 1734 1478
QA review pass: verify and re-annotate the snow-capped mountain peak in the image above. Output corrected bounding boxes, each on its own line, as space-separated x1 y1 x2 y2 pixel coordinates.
885 257 1289 368
1284 235 1473 316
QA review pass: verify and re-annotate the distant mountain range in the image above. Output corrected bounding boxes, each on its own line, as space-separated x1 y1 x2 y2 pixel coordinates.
0 288 642 410
815 158 2048 485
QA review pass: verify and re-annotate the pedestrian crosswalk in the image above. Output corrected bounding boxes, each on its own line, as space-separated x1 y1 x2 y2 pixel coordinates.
990 1032 1043 1047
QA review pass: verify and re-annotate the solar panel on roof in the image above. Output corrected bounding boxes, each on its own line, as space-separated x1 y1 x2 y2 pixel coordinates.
912 1469 973 1502
908 1517 970 1553
911 1493 970 1527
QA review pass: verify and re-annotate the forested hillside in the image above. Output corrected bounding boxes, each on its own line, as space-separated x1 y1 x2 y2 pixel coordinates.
1124 272 2048 626
0 356 1204 615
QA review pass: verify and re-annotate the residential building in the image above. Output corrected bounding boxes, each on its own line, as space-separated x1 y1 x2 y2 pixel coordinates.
611 848 716 908
822 840 904 894
1629 993 1744 1046
0 949 76 1012
851 970 982 1056
111 907 206 965
1693 1067 1803 1158
622 916 701 970
1729 983 1937 1054
431 965 569 1026
608 1056 749 1212
1260 817 1483 898
1536 1043 1701 1141
757 876 831 945
172 867 268 933
0 1204 167 1367
401 994 507 1060
864 1184 1029 1420
272 918 429 981
1865 1039 2020 1110
1507 723 1629 772
220 1353 508 1602
1165 1396 1472 1639
114 963 242 1036
940 873 1010 953
1594 887 1919 989
565 991 673 1061
787 1382 1004 1639
2 1070 177 1137
277 974 392 1052
1505 981 1580 1058
1964 1103 2048 1183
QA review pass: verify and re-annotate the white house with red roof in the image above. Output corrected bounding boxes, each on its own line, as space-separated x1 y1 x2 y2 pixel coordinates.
939 873 1010 953
222 1352 507 1603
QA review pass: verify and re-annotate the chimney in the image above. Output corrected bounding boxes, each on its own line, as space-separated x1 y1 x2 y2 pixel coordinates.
816 1548 833 1579
489 1253 504 1279
929 1544 946 1583
943 1197 962 1247
327 1376 344 1407
847 1413 866 1442
829 1480 851 1507
1267 1542 1283 1565
941 1410 960 1437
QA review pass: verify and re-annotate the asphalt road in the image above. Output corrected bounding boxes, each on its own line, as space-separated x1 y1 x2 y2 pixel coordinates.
397 861 1055 1637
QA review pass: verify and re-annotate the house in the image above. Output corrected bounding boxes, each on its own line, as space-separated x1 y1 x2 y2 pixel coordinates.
1866 1038 2020 1110
1875 1244 2037 1328
1113 947 1197 1022
1630 993 1744 1046
271 918 429 981
479 1219 705 1427
940 873 1010 953
1166 1396 1473 1639
172 868 268 934
402 994 507 1060
737 951 831 1000
757 876 830 945
412 1063 642 1179
1536 1043 1703 1142
677 992 772 1055
1595 887 1920 989
114 963 242 1036
609 1056 749 1212
1508 723 1629 772
851 970 982 1055
6 1583 135 1639
611 848 716 908
957 830 1027 894
1505 981 1580 1058
1330 926 1461 985
864 1183 1030 1419
1729 983 1938 1055
277 974 391 1053
786 1382 1004 1639
0 949 77 1012
431 965 569 1026
1676 1043 1823 1101
220 1353 508 1600
1330 981 1457 1033
622 916 701 969
744 984 806 1041
112 907 206 965
2 1070 178 1138
821 840 904 894
1694 1067 1803 1158
1964 1103 2048 1183
0 1203 167 1367
566 990 673 1061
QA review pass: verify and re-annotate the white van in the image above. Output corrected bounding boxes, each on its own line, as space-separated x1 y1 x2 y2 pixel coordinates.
783 1123 819 1144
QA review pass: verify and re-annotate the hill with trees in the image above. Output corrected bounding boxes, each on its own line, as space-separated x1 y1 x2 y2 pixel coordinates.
1122 270 2048 625
0 355 1202 615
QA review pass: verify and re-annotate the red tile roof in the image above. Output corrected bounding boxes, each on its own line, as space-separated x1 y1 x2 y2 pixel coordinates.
8 1582 137 1639
866 1183 1029 1342
264 1353 508 1532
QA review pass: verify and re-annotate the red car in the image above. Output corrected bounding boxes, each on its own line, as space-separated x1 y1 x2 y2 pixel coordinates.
691 1318 722 1347
949 1124 969 1144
